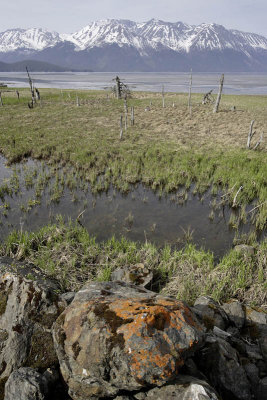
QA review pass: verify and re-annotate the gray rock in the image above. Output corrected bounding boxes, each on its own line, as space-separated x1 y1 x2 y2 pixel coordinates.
257 377 267 400
0 258 67 395
196 336 251 400
53 281 205 400
143 375 219 399
213 326 232 340
111 263 153 288
234 245 255 256
243 363 259 393
193 296 229 331
60 292 76 305
244 307 267 340
246 344 263 361
222 301 245 329
4 367 58 400
259 336 267 363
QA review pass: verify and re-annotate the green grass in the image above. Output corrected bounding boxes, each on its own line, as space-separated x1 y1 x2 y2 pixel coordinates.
1 218 266 307
0 87 266 229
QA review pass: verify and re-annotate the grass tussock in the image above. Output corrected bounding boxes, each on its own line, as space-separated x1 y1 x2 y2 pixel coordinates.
1 219 266 307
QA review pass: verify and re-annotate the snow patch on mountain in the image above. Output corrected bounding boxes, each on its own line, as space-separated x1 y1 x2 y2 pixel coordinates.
0 28 61 52
1 19 267 57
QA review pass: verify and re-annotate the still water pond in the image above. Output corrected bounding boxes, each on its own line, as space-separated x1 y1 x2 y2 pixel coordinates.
0 156 260 258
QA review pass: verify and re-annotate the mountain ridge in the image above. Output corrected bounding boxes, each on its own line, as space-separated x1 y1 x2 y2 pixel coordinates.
1 19 267 72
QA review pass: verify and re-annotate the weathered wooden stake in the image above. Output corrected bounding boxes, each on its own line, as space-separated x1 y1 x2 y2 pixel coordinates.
116 76 122 99
131 106 135 126
213 74 224 113
125 112 128 131
16 90 20 100
247 120 255 148
162 85 165 108
76 96 80 107
124 98 128 114
26 66 35 107
0 92 3 107
120 115 123 140
188 69 192 115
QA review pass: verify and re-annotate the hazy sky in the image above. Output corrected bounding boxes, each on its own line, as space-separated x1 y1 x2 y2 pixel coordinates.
2 0 267 37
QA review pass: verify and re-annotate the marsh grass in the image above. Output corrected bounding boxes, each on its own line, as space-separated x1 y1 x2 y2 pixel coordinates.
1 219 266 307
0 88 266 229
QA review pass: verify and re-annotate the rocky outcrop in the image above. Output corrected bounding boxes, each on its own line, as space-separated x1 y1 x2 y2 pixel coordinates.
52 281 205 400
0 257 67 399
0 258 266 400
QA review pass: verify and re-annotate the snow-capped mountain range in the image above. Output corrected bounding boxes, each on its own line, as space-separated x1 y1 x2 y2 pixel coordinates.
1 19 267 71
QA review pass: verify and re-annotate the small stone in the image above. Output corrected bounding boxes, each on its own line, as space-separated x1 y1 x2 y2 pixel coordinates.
222 301 245 329
60 292 76 305
234 245 255 256
111 264 153 288
213 326 232 340
193 296 229 331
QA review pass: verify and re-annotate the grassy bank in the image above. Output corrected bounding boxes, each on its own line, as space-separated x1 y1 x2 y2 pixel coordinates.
1 218 266 307
0 87 266 229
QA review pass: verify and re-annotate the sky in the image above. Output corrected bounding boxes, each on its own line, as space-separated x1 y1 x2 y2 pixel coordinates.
2 0 267 37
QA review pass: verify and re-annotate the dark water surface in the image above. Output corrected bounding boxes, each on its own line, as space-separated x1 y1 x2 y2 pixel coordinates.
1 72 267 95
0 156 259 259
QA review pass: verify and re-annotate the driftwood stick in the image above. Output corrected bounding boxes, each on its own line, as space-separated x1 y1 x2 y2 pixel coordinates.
213 74 224 113
248 201 267 214
120 115 123 140
253 132 263 150
232 185 243 208
220 183 237 198
247 120 255 148
188 69 192 115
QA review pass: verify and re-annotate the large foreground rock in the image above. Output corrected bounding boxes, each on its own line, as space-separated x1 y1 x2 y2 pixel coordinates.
53 282 205 400
0 258 66 398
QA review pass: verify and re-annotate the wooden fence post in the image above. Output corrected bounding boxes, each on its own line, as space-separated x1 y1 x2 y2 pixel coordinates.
120 115 123 140
131 106 135 126
162 85 165 108
213 74 224 113
247 120 255 148
0 92 3 107
188 69 192 115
